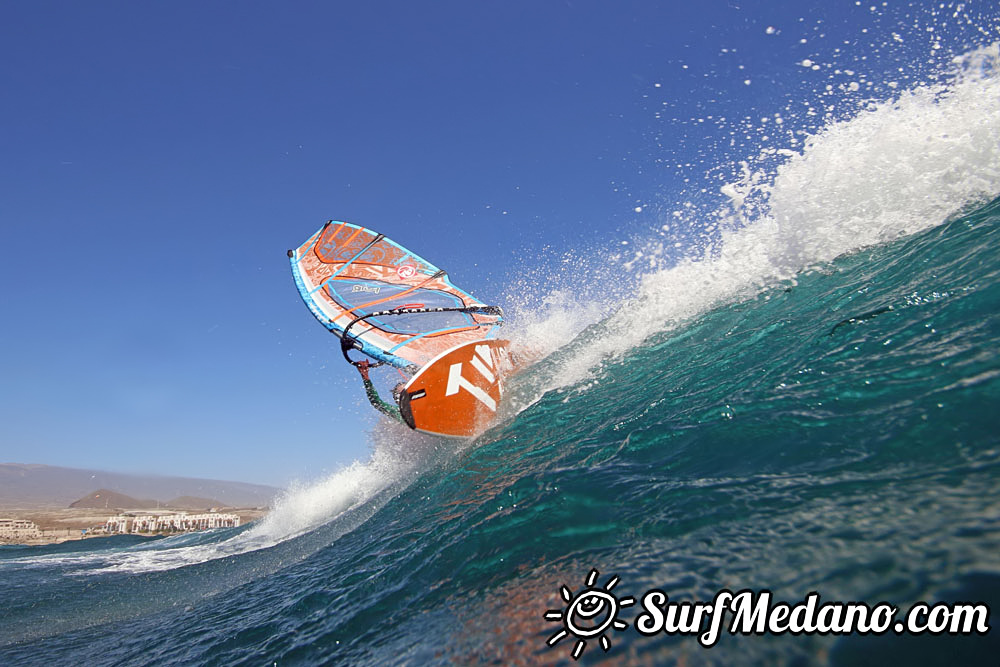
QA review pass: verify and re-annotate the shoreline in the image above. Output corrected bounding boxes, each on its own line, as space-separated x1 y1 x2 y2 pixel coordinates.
0 506 268 546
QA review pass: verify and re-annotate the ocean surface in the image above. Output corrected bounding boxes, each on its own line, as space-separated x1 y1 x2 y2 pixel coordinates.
3 25 1000 667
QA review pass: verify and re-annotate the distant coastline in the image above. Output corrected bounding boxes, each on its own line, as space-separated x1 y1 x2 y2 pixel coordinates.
0 506 268 546
0 463 279 546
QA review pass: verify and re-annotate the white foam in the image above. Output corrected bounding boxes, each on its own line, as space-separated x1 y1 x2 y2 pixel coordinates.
249 423 438 542
513 43 1000 395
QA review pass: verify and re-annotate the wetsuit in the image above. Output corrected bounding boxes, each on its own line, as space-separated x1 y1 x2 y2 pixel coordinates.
361 377 403 422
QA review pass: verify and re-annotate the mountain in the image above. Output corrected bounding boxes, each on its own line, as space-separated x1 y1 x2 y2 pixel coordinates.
69 489 158 510
0 463 280 508
67 490 226 511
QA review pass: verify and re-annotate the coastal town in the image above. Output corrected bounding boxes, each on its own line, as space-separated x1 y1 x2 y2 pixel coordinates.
0 508 255 545
0 464 276 546
104 510 241 534
0 488 267 545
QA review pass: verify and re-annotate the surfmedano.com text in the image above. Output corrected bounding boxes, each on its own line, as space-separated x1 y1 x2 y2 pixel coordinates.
635 589 991 647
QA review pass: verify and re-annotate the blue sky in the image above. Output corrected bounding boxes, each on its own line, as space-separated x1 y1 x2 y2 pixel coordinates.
2 2 993 486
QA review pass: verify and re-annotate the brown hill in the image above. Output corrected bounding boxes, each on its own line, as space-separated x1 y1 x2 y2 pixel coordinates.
69 489 159 510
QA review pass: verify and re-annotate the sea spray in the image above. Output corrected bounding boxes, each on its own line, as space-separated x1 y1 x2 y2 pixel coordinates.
508 42 1000 401
251 424 439 542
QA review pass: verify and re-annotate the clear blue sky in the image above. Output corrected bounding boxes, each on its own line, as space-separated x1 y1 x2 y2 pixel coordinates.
1 2 992 486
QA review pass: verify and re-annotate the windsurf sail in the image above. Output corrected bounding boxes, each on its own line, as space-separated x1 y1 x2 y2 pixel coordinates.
288 221 504 370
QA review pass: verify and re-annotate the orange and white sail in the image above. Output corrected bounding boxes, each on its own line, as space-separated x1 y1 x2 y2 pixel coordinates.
288 221 504 370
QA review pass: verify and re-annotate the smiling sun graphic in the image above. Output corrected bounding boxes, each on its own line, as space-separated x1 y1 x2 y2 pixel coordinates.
544 568 635 660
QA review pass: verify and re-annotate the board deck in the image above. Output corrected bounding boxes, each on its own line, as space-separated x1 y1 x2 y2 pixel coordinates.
399 339 511 438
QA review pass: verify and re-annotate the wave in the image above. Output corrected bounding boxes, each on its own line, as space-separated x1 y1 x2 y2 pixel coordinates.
508 42 1000 401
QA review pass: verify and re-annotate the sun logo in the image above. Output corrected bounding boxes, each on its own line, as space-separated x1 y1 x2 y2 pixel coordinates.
544 568 635 660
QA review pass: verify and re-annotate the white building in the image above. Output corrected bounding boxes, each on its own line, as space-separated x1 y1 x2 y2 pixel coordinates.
105 512 241 534
0 519 41 541
104 516 129 534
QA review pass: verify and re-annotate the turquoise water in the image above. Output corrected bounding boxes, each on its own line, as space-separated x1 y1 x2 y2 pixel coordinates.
2 197 998 665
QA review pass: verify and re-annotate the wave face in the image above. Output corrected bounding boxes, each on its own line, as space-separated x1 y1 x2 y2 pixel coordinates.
4 203 998 666
4 28 1000 667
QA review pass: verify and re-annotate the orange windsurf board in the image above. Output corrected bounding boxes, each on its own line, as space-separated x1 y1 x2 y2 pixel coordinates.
399 339 511 438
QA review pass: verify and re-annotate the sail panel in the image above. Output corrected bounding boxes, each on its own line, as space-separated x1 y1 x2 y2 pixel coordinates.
289 221 502 369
